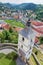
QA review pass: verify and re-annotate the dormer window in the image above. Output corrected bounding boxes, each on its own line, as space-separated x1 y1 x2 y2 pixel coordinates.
22 37 24 41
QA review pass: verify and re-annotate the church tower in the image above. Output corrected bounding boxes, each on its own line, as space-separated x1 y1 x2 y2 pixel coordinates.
18 19 35 62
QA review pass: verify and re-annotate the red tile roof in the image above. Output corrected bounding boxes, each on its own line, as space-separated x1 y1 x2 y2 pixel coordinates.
3 24 10 30
31 20 43 26
31 20 43 34
32 26 43 34
13 27 23 32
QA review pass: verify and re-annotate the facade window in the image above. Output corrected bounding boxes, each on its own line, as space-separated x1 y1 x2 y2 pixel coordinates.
29 47 31 50
22 37 24 41
29 52 30 54
31 39 32 42
21 45 23 48
30 47 31 49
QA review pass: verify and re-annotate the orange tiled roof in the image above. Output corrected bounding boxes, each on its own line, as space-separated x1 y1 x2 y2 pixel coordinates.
3 24 10 30
13 27 23 32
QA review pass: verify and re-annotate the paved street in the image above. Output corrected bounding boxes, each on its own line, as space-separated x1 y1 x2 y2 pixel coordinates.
0 49 14 54
16 57 26 65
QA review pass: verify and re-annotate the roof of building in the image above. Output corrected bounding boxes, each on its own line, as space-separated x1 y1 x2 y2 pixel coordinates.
3 24 10 30
19 27 33 38
0 20 7 24
13 27 23 32
31 20 43 26
32 26 43 34
31 20 43 34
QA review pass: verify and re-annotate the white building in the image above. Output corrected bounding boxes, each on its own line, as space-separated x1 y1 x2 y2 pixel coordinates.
18 21 36 61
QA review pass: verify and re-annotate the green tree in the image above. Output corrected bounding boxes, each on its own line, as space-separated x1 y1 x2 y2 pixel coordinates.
39 37 43 44
9 27 13 33
0 32 5 43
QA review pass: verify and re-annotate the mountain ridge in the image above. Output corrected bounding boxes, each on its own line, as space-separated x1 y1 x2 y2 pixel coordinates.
0 2 43 11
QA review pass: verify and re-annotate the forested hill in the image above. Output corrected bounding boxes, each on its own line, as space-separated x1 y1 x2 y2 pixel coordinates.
0 2 43 11
0 2 43 21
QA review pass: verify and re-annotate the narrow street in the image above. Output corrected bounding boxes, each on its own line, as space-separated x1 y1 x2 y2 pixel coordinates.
16 57 26 65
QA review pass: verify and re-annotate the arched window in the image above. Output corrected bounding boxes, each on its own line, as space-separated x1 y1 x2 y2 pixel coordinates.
31 39 32 42
22 37 24 41
21 45 23 48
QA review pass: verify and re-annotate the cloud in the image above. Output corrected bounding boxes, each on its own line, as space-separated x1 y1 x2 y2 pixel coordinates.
0 0 43 4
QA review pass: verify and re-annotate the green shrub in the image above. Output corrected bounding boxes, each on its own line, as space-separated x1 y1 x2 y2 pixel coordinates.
0 53 5 59
6 52 18 60
0 29 18 43
39 37 43 44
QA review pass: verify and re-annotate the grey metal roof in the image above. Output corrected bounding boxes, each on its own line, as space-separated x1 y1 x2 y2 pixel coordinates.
19 27 33 38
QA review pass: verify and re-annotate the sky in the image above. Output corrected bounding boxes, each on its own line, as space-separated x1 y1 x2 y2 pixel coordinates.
0 0 43 4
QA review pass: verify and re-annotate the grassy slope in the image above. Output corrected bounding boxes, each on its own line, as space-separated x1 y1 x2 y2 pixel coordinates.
0 56 16 65
0 56 11 65
5 20 25 28
0 53 16 65
33 48 43 65
29 55 37 65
